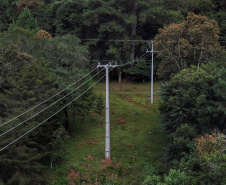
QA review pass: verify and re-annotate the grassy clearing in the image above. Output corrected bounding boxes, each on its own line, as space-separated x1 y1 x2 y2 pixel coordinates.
50 81 167 184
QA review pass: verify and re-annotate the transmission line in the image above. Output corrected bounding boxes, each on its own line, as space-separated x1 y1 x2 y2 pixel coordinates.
81 38 149 42
0 51 148 151
81 38 226 43
0 74 107 152
0 51 150 134
118 52 152 67
0 67 97 128
0 68 104 137
90 53 151 63
0 50 150 139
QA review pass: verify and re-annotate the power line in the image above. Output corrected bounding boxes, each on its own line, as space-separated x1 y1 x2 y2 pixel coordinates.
90 52 151 68
0 68 104 137
81 38 149 42
89 52 153 62
0 51 148 151
137 52 152 61
0 74 107 152
81 38 226 43
154 40 226 43
0 67 97 128
0 49 150 148
90 59 137 62
0 51 150 134
118 52 152 67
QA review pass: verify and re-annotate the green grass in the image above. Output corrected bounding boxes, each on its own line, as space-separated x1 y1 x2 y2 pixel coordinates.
49 81 167 184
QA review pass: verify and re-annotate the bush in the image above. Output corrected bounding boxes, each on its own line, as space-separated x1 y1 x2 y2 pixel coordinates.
143 169 191 185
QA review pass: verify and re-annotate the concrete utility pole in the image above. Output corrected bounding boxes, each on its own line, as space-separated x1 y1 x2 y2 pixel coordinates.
97 62 118 161
146 41 157 104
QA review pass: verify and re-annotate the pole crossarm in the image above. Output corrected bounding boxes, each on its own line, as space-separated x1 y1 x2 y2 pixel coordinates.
146 40 159 54
97 61 118 69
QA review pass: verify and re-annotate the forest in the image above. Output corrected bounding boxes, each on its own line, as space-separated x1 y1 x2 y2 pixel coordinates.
0 0 225 184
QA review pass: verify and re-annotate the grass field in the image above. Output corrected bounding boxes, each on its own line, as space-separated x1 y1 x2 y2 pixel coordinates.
50 81 167 184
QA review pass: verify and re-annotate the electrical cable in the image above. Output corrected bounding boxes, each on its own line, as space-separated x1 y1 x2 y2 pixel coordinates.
81 38 226 43
90 52 151 63
0 50 150 138
0 68 104 137
118 52 150 67
81 38 149 42
0 74 107 152
0 50 149 134
0 67 97 128
118 52 152 67
0 61 137 152
95 52 150 68
137 52 152 61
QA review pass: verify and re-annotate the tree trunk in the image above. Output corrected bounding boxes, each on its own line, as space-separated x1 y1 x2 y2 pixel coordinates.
50 160 53 169
130 2 137 61
64 107 69 133
72 110 75 135
118 67 122 83
99 116 101 127
81 113 85 123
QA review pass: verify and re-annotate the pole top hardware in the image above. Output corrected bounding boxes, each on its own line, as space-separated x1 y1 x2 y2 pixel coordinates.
146 41 159 53
97 62 118 68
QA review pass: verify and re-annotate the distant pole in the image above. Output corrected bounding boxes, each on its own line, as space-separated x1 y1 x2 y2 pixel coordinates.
151 41 154 104
97 62 118 161
146 40 157 104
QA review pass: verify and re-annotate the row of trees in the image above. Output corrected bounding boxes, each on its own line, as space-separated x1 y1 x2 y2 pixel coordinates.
0 0 225 81
144 55 226 184
0 11 104 183
0 0 225 184
143 1 226 182
155 13 223 79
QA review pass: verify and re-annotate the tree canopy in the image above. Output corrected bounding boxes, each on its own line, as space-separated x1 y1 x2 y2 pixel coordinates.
0 0 225 184
155 13 223 79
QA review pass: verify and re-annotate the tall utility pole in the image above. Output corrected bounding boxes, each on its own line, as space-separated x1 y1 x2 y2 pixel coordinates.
146 41 157 104
97 62 118 161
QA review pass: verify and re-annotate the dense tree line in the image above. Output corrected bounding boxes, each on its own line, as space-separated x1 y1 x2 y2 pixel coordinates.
1 0 225 80
144 55 226 184
0 0 225 184
0 9 96 184
155 13 223 79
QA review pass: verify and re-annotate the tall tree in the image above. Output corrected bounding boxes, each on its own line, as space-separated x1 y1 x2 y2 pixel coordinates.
164 0 214 16
94 94 104 126
42 34 90 133
8 7 40 33
0 0 17 31
16 0 40 12
0 49 63 184
51 0 183 81
159 62 225 135
0 27 92 184
155 13 222 79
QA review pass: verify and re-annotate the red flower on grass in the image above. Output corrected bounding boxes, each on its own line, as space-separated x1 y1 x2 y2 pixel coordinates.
87 156 93 160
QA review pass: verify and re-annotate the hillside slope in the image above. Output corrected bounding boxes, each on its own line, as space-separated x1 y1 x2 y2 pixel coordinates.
49 82 167 185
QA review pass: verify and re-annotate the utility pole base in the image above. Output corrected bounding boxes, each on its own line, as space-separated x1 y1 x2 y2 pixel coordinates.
105 157 111 162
